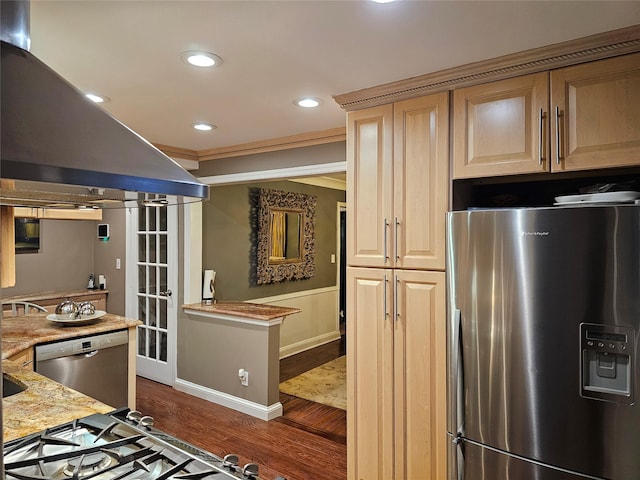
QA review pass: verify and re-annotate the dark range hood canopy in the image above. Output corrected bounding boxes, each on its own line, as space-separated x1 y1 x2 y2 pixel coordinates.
0 1 208 209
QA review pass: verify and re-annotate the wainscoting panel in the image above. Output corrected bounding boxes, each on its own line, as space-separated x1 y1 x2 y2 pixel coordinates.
249 286 341 358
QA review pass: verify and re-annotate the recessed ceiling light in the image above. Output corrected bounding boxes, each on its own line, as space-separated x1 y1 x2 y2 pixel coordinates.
371 0 396 3
86 93 110 103
193 123 216 131
296 98 320 108
180 51 223 68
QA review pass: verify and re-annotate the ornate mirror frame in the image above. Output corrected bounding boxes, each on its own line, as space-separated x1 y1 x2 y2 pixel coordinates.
256 188 316 284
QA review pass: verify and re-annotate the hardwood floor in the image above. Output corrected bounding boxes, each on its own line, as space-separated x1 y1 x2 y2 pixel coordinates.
136 337 346 480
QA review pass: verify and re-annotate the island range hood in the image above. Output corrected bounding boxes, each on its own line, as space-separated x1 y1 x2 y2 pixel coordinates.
0 0 208 209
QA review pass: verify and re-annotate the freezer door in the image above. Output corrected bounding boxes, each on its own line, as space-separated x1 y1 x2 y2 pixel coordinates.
447 205 640 480
448 434 607 480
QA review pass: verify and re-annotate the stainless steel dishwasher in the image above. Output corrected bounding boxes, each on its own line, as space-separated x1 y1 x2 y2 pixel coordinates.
35 329 129 408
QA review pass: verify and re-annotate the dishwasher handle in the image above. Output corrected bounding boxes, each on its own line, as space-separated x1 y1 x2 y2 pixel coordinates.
35 330 129 362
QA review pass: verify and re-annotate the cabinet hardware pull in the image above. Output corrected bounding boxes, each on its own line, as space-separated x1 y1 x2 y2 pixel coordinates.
538 108 544 166
394 275 399 322
555 105 562 165
383 218 389 263
383 274 388 320
394 217 400 262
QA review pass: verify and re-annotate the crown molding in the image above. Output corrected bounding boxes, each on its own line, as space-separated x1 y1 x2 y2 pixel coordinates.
289 175 347 191
197 127 346 161
334 24 640 111
153 143 199 161
155 127 346 163
198 161 347 186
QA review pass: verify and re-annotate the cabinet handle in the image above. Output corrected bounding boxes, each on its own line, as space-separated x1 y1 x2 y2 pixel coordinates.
383 274 388 320
394 275 399 322
394 217 399 262
538 108 544 166
383 218 389 263
555 105 562 165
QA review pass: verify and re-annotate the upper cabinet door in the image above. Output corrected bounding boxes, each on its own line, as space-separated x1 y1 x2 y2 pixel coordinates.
551 52 640 172
394 93 449 270
347 104 394 268
452 72 550 179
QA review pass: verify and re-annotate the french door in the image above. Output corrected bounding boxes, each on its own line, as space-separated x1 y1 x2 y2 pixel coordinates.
126 194 178 385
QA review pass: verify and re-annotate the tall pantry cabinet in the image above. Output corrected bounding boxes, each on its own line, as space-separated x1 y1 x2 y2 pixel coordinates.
346 92 449 479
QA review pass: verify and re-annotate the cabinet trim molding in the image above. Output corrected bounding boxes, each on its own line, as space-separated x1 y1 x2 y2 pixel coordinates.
334 25 640 111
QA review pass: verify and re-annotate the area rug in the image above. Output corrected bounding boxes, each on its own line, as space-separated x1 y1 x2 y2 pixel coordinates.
280 356 346 410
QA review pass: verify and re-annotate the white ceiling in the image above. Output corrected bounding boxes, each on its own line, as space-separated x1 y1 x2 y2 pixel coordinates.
29 1 640 153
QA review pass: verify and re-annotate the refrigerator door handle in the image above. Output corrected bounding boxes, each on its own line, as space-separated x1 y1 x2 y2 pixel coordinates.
452 308 465 480
453 308 465 436
453 434 465 480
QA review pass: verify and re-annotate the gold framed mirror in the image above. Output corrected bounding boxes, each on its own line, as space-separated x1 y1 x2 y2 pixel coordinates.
256 188 315 284
268 208 304 263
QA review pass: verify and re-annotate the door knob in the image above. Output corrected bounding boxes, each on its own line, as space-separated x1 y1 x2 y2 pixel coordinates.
160 290 172 297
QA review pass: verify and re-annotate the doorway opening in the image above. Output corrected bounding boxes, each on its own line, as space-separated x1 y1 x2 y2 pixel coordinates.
338 202 347 337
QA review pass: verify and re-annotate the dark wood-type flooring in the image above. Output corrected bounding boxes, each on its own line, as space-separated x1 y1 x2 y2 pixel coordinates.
136 337 346 480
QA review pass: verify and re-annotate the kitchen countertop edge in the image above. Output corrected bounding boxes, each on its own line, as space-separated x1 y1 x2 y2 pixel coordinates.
2 313 142 360
182 301 301 321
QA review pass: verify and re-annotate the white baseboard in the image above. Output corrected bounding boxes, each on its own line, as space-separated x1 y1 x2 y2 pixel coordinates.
279 330 342 359
174 378 283 421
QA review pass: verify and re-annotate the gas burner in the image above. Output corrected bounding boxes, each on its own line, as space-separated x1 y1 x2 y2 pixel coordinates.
3 409 282 480
63 452 112 477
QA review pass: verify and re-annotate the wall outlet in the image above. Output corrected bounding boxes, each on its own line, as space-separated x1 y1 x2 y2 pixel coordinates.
238 368 249 386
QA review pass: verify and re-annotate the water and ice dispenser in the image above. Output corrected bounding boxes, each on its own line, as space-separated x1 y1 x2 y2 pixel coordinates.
581 323 634 404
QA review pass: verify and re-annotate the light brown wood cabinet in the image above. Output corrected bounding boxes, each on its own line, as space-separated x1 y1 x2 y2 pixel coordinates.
7 348 34 370
1 205 16 288
551 53 640 172
346 91 449 480
453 52 640 179
347 267 446 480
347 93 449 271
13 207 102 221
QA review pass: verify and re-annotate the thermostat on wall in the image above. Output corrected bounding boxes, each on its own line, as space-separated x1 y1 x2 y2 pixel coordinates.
98 223 110 240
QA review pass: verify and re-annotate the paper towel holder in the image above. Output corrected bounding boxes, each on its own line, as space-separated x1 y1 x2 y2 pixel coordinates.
202 269 215 305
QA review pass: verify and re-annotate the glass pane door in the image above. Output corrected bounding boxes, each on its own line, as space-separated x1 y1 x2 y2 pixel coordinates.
129 194 177 385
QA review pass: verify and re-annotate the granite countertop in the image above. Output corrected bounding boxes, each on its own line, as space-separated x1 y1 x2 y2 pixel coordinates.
2 313 141 359
2 312 139 442
3 360 115 442
183 301 301 321
2 289 109 303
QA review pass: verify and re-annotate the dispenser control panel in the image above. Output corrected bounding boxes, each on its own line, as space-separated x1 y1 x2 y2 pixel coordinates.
580 323 634 404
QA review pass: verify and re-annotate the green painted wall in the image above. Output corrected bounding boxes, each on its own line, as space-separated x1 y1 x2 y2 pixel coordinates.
202 181 345 301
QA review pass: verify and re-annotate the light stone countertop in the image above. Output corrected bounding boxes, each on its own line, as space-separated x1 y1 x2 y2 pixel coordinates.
2 312 141 359
2 312 141 442
3 360 115 442
1 288 109 303
182 301 301 321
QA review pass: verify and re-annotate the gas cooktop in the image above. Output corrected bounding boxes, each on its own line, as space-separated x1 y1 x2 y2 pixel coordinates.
3 408 285 480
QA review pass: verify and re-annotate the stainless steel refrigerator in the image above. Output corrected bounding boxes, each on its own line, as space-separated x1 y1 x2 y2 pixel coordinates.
446 205 640 480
